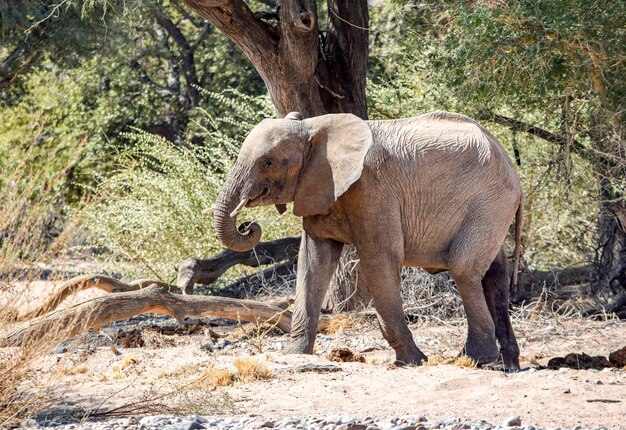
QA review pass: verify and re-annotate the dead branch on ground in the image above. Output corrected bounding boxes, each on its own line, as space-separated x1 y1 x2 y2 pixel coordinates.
2 284 300 347
176 236 300 294
18 274 181 321
3 273 336 348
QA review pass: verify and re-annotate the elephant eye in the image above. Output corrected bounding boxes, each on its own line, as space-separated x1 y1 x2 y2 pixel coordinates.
262 158 273 169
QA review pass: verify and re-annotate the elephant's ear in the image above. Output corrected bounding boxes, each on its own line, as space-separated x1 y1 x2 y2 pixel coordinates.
293 114 372 217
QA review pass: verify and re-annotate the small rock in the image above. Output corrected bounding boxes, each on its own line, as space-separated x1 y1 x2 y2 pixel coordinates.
502 416 522 427
340 424 368 430
563 388 571 393
325 416 343 425
328 384 347 393
22 419 40 428
595 380 604 385
199 340 214 352
608 345 626 367
162 421 205 430
52 343 68 354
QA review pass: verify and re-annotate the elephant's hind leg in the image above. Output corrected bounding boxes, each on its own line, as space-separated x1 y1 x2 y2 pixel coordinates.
482 247 520 370
448 239 501 364
451 270 500 365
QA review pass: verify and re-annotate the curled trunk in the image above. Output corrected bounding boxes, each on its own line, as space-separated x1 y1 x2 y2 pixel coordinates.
213 177 261 252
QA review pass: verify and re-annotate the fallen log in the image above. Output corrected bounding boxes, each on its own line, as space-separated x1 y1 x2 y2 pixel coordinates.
522 265 594 290
18 274 181 321
176 236 300 294
2 284 299 347
215 260 296 298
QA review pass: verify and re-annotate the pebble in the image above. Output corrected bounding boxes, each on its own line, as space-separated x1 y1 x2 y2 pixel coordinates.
19 414 612 430
502 416 522 427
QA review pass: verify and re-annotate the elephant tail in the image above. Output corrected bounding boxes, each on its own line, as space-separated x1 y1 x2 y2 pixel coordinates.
512 200 524 288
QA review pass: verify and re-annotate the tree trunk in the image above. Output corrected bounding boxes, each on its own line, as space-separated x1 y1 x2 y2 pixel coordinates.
180 0 371 310
591 176 626 302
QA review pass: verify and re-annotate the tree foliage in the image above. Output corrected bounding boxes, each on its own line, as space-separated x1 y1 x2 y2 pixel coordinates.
2 0 624 294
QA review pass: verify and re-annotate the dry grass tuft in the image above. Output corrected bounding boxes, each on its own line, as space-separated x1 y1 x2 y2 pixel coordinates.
233 357 273 383
111 354 141 372
327 347 365 363
0 142 96 426
426 355 477 368
364 356 385 365
322 313 356 335
197 366 236 387
57 364 89 376
453 355 478 368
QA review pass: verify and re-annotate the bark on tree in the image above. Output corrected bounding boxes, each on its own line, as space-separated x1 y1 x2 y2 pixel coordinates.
593 176 626 300
180 0 371 310
180 0 368 118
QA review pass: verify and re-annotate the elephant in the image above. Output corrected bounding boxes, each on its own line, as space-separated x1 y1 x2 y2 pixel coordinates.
212 110 523 370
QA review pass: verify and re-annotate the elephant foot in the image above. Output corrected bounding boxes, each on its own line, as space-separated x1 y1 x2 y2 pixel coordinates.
501 352 520 372
462 336 500 366
284 336 314 355
393 346 428 367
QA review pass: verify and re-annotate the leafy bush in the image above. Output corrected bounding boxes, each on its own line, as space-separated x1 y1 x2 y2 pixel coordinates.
86 91 301 281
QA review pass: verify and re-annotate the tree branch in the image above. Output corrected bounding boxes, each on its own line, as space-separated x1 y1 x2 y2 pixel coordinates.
181 0 277 68
479 111 583 147
155 14 201 107
129 58 177 97
477 111 591 157
18 275 181 321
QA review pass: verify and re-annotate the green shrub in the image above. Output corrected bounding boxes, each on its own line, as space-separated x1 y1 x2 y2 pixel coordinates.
86 91 301 281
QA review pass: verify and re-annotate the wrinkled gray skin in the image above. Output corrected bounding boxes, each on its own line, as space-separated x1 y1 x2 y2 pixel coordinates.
213 111 522 369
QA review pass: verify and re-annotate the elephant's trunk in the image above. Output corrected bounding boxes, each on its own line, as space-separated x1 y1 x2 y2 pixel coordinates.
213 176 262 252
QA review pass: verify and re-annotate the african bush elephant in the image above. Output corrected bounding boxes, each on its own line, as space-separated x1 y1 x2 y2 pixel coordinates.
212 111 523 369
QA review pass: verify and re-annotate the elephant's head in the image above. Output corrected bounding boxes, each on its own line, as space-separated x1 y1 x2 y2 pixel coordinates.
213 112 372 252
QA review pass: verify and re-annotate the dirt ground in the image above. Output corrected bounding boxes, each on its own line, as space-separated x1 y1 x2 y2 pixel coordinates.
3 274 625 429
18 311 625 429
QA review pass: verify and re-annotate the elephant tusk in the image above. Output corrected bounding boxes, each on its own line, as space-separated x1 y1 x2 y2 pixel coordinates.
230 197 249 218
202 206 216 214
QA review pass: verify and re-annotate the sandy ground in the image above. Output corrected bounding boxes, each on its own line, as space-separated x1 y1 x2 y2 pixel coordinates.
20 313 626 429
2 271 625 429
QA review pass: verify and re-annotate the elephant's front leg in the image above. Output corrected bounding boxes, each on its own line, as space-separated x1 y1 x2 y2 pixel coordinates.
286 231 343 354
358 253 428 366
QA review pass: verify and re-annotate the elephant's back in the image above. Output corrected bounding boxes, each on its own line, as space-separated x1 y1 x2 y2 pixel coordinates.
367 111 519 191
